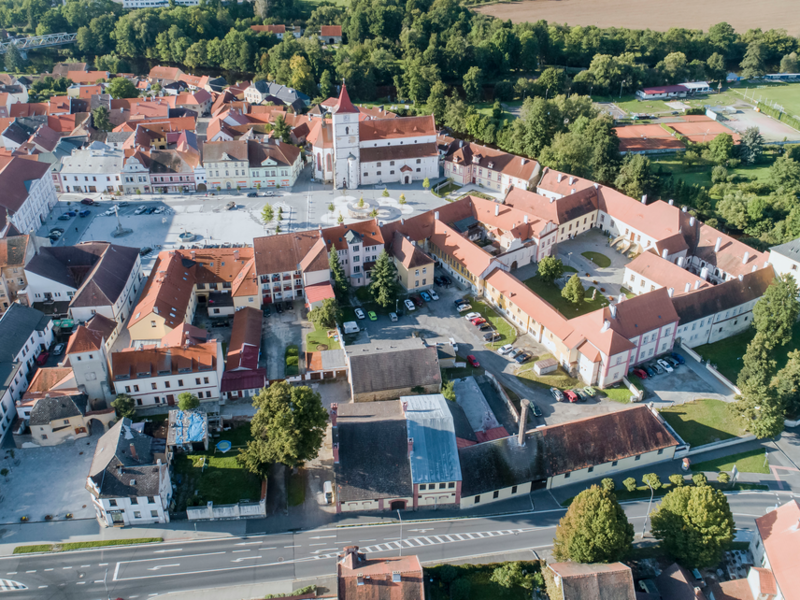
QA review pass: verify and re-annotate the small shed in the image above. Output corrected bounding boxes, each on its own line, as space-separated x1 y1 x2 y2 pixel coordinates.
167 409 209 452
534 358 558 376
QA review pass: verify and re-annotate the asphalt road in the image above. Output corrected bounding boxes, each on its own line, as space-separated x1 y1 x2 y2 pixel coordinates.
0 491 793 599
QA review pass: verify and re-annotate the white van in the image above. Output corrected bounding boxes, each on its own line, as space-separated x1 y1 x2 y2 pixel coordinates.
343 321 360 334
323 481 334 504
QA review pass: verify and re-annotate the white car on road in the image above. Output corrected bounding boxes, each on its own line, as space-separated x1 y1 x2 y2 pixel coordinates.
354 308 365 320
464 312 480 320
498 344 514 355
404 299 415 311
134 205 147 215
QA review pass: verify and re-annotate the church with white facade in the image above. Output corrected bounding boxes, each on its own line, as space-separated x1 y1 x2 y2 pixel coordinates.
310 85 439 189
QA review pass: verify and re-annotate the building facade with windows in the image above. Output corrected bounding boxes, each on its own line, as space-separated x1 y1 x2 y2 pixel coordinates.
444 141 540 195
58 142 123 193
0 158 58 235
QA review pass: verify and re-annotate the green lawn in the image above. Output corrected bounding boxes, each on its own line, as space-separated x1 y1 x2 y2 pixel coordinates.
732 82 800 117
172 426 263 511
581 251 611 268
474 101 518 126
620 286 636 299
516 353 581 390
435 182 462 196
14 538 162 554
602 385 633 403
523 275 609 319
652 154 776 195
691 448 770 474
466 297 517 349
288 469 306 507
306 323 340 351
426 562 541 600
659 399 745 447
696 320 800 384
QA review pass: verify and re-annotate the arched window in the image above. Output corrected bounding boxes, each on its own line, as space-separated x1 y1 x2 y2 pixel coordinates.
326 154 332 172
316 153 321 169
345 127 349 135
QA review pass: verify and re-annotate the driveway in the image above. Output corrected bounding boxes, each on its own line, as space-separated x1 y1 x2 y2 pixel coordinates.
264 302 303 380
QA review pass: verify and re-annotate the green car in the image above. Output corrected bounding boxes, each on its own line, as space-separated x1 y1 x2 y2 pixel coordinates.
368 311 377 321
583 386 595 397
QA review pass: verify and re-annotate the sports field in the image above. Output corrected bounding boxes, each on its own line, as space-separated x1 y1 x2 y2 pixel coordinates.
733 83 800 117
475 0 800 35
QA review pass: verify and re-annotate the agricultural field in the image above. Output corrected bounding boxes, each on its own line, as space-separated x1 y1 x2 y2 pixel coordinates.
474 0 800 36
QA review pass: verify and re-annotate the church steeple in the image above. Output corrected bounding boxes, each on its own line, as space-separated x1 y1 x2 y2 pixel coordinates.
332 82 358 115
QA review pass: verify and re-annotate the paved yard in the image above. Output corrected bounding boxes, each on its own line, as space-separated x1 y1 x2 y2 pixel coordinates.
264 302 303 380
554 228 632 300
0 433 101 524
637 361 732 405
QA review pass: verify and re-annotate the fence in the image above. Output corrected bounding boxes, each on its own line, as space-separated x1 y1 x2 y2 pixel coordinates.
757 103 800 133
686 435 757 457
187 480 267 521
621 376 644 402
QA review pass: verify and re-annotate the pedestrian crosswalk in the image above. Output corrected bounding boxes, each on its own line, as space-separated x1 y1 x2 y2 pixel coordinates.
303 528 534 561
0 579 27 591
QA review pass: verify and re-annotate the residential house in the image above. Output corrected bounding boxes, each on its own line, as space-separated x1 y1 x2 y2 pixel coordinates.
347 344 441 402
768 237 800 284
86 418 172 527
747 499 800 600
253 230 331 305
110 340 223 408
0 156 58 235
58 141 123 193
148 66 185 84
321 220 385 287
148 148 201 194
444 141 540 195
389 231 435 291
624 250 710 297
320 25 343 44
12 392 115 448
220 306 266 401
64 315 118 404
203 139 302 190
654 564 708 600
0 234 38 314
546 563 636 600
243 80 309 112
166 409 208 452
0 303 54 399
174 90 212 116
121 148 152 194
337 547 424 600
0 362 23 442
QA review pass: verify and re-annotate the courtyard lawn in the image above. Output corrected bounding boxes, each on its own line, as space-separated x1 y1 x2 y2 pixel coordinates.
516 353 581 390
426 562 541 600
659 399 745 447
434 182 462 196
306 323 340 351
691 448 770 475
602 385 633 403
288 469 306 507
523 275 609 319
581 251 611 268
696 320 800 383
285 344 300 377
466 297 517 349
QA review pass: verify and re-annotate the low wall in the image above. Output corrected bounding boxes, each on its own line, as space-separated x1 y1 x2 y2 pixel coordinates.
678 342 741 395
686 434 757 457
621 377 643 402
484 371 519 423
187 481 267 521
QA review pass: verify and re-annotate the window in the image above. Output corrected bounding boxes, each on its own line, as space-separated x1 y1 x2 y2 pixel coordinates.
109 499 117 507
611 460 618 467
634 455 641 461
657 448 664 455
439 483 446 489
178 380 184 387
377 171 381 176
134 511 141 519
390 161 395 166
204 377 209 384
415 269 419 276
125 386 131 393
151 383 157 390
564 472 570 479
151 510 159 518
41 434 48 439
148 496 155 503
493 490 499 499
205 391 212 398
448 482 455 489
511 486 517 494
133 385 139 392
131 497 138 504
165 381 171 388
196 378 201 385
587 466 594 473
419 484 426 490
474 495 480 504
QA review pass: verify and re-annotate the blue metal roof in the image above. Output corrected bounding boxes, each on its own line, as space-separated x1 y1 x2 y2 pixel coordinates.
172 410 207 445
403 394 462 485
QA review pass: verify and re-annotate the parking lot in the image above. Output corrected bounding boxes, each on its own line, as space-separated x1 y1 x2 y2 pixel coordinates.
635 353 733 405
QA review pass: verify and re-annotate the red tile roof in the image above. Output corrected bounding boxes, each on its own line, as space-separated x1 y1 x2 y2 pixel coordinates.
160 323 208 348
65 325 105 354
322 219 384 251
359 115 435 140
332 83 358 115
306 282 335 304
227 307 262 371
430 219 493 277
220 368 266 393
755 500 800 600
320 25 342 37
626 250 709 295
337 548 423 600
446 141 539 181
251 24 286 34
111 341 218 381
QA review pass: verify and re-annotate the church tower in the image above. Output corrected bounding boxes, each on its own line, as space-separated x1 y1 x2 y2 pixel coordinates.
330 83 360 190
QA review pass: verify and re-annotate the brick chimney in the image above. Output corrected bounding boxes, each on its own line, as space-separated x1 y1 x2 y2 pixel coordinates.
330 403 338 427
129 443 138 462
407 437 414 457
333 443 340 464
518 400 529 447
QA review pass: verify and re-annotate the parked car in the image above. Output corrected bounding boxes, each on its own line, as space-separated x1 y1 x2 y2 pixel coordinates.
264 191 275 197
247 192 257 197
410 295 423 307
509 348 523 359
456 303 471 312
573 388 587 402
632 368 648 379
275 303 284 314
498 344 514 355
404 299 415 311
583 386 596 397
483 331 500 342
134 205 147 215
389 312 398 322
651 362 664 375
79 209 91 217
434 276 444 286
464 312 480 320
454 298 466 306
550 387 564 402
420 291 431 302
530 403 543 418
441 275 452 285
119 201 129 207
449 338 458 352
263 306 271 317
144 207 156 214
479 323 494 332
35 351 49 366
52 343 65 356
368 311 377 321
467 354 480 368
153 207 165 214
48 231 62 240
226 202 237 210
563 390 579 403
671 352 685 364
515 351 531 364
470 317 486 326
665 356 679 368
642 365 656 377
139 247 153 257
57 213 73 221
657 358 674 373
429 290 439 301
80 198 95 205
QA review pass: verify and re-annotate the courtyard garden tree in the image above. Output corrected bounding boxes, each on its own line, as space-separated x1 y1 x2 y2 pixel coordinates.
773 350 800 417
92 106 112 131
107 77 138 99
237 382 328 477
111 394 136 420
329 251 350 299
369 250 400 309
272 115 291 144
552 485 634 563
561 274 585 305
369 208 378 218
178 392 200 411
261 204 274 224
422 178 430 190
382 188 390 197
650 485 735 568
538 256 564 285
309 297 341 329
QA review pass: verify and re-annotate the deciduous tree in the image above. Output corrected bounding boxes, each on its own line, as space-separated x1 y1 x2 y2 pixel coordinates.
178 392 200 411
261 204 274 224
309 298 341 329
107 77 138 99
111 394 136 420
92 106 112 132
538 256 564 284
738 127 764 165
753 274 800 349
561 274 585 305
462 66 483 104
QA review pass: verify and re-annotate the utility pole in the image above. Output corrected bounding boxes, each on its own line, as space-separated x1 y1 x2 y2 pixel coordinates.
397 510 403 556
640 482 655 539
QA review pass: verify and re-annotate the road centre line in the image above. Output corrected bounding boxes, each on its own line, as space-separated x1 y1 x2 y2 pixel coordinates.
232 550 251 553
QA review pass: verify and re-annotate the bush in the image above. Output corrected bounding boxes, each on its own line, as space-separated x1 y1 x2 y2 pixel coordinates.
439 564 458 584
623 477 637 492
601 477 615 492
450 578 471 600
642 473 662 490
717 472 731 484
692 472 708 487
669 474 685 487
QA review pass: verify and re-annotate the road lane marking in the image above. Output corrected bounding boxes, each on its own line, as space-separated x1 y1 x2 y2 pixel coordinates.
154 549 183 554
99 564 108 566
232 549 251 553
147 564 181 571
403 540 415 547
283 545 300 548
309 535 336 539
5 573 15 575
25 570 36 573
384 537 400 540
114 551 225 569
259 547 276 550
77 582 86 585
234 542 261 546
81 564 91 567
63 566 72 569
232 556 261 563
44 568 54 571
38 585 47 589
95 580 105 583
309 543 328 546
359 539 376 542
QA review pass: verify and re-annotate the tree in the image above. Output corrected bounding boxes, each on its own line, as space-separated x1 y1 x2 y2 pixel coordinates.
4 44 25 73
290 55 316 97
319 70 334 99
450 578 471 600
272 115 291 144
427 81 448 122
718 472 730 484
382 187 390 197
738 127 764 165
773 350 800 417
705 133 735 165
601 478 615 492
261 204 274 224
308 298 341 329
650 485 735 568
553 485 634 563
615 153 657 200
329 250 350 299
538 256 564 285
369 250 400 309
692 473 708 487
753 274 800 350
780 52 799 74
92 106 112 132
111 394 136 420
422 178 430 190
491 562 537 591
642 473 662 490
178 392 200 411
369 208 378 218
740 41 766 79
623 477 637 492
442 379 456 402
537 67 568 97
463 66 483 104
107 77 138 99
237 382 328 476
358 196 365 208
561 274 585 305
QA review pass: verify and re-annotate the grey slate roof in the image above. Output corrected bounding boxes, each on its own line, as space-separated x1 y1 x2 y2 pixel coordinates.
0 303 50 362
0 362 22 397
403 395 462 485
770 237 800 261
349 346 441 396
29 393 87 426
88 418 162 498
333 401 411 502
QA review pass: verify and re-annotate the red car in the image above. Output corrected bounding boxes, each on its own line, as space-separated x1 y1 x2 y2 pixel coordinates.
632 368 648 379
467 355 480 368
35 351 49 366
80 198 95 205
471 317 486 326
410 295 423 307
563 390 579 403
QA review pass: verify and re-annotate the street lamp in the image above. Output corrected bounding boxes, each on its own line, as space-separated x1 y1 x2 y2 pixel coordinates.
567 252 572 267
397 509 403 556
103 567 110 600
640 482 655 539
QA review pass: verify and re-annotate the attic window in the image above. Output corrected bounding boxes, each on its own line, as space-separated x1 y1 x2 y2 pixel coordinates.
130 479 136 485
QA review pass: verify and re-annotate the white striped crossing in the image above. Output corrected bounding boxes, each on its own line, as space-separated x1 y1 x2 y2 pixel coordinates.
0 579 27 591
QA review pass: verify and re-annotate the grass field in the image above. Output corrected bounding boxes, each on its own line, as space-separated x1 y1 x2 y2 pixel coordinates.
14 538 162 554
523 275 609 319
659 399 745 447
466 296 517 348
732 82 800 117
652 155 775 194
306 323 340 351
581 251 611 268
474 101 519 126
695 320 800 383
691 448 770 474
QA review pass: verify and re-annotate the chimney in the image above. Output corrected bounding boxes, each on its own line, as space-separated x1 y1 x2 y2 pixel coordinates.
677 256 685 267
400 217 404 225
662 248 668 259
742 251 749 264
714 237 722 252
520 157 526 165
408 437 414 457
569 176 575 185
609 304 617 319
641 195 647 204
668 199 674 205
738 274 743 281
571 188 576 194
694 280 701 290
601 320 611 332
689 216 695 226
668 287 674 298
333 443 340 464
330 403 338 427
459 140 463 148
518 400 529 447
495 204 499 216
402 400 408 413
682 206 688 212
684 282 691 293
700 266 709 280
129 443 138 462
752 265 758 273
524 215 528 224
557 174 563 183
593 183 599 189
357 575 365 586
549 197 554 203
434 211 439 220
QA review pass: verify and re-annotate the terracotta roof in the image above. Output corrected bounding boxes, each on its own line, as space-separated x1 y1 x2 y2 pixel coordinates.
160 323 207 348
752 568 777 596
175 89 212 106
331 83 357 115
254 230 328 276
359 114 435 140
755 499 800 600
692 220 768 279
227 307 262 371
148 66 184 81
24 367 75 396
506 185 598 226
320 25 342 37
251 24 286 34
9 103 47 118
390 231 433 270
308 119 334 148
431 219 494 278
0 157 51 214
322 219 384 251
537 168 596 198
359 142 438 162
337 548 423 600
111 341 218 380
305 282 335 304
67 70 109 84
446 141 539 181
626 250 709 295
231 257 258 297
708 579 755 600
548 562 635 600
65 325 105 354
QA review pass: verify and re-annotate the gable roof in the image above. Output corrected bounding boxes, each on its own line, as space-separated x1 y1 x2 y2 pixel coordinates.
548 562 636 600
755 499 800 600
337 549 423 600
0 303 50 361
0 156 51 214
349 346 441 395
403 394 462 485
29 393 87 426
254 230 328 275
320 25 342 37
390 231 433 270
655 563 708 600
446 141 539 181
322 219 384 251
359 114 435 141
65 325 105 355
111 341 218 380
626 250 710 295
226 307 262 371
